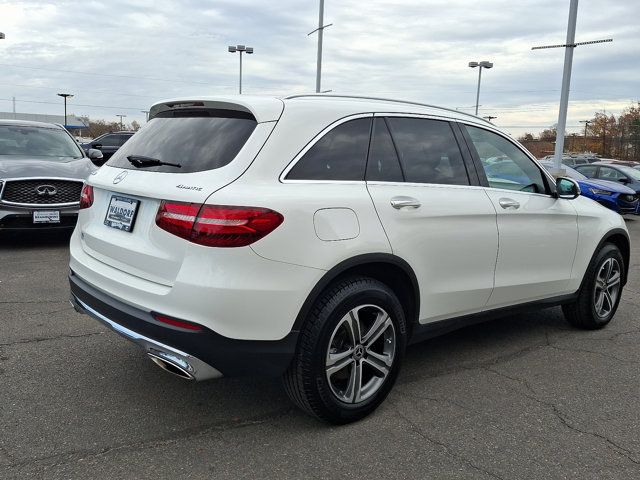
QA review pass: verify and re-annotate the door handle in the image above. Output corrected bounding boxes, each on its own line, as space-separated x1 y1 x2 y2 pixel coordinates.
499 198 520 210
390 196 421 210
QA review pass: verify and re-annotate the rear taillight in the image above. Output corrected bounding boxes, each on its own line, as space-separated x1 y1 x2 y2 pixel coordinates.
155 201 284 247
79 184 94 209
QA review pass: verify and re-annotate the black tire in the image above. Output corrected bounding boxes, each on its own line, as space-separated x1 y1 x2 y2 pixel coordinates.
283 276 407 424
562 243 624 330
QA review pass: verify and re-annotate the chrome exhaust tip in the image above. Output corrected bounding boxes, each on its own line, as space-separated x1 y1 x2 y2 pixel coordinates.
147 352 195 380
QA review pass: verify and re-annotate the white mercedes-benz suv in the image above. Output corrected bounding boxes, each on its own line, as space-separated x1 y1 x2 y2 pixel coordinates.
69 95 630 423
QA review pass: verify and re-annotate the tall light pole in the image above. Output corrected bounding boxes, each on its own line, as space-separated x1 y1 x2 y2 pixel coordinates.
468 61 493 116
532 0 612 173
116 114 126 130
308 1 332 93
580 119 591 152
141 110 149 122
57 93 73 128
228 44 253 94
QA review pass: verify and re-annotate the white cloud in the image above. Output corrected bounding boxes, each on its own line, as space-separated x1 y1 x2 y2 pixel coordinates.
0 0 637 135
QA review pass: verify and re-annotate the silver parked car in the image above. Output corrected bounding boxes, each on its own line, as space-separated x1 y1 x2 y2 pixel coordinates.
0 120 103 232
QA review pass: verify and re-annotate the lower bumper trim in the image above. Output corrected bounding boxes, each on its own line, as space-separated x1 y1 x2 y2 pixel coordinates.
71 294 223 381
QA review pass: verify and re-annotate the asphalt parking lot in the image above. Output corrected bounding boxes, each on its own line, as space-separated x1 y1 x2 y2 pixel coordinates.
1 221 639 480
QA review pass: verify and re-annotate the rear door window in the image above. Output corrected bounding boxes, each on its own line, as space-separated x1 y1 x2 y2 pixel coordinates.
107 109 257 173
366 118 404 182
286 117 372 181
385 117 470 185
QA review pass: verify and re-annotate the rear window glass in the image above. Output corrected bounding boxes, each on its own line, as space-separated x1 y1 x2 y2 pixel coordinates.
107 109 257 173
286 118 372 181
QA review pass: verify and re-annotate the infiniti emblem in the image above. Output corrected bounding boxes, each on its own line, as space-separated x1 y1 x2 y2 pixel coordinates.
35 184 57 197
113 171 128 184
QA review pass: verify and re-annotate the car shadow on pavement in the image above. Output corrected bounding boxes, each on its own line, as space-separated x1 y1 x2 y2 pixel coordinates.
0 230 72 249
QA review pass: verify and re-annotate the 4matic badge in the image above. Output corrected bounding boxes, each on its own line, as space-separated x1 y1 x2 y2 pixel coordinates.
176 184 203 191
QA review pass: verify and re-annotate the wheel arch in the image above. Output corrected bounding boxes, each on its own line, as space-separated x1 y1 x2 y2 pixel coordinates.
600 228 630 285
580 228 630 290
292 253 421 337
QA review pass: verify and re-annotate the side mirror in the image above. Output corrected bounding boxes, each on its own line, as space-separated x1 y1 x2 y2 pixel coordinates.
91 143 103 150
87 148 105 166
618 177 630 184
556 177 580 200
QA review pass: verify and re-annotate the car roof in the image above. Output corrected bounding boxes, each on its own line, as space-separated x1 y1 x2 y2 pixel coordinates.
0 118 66 129
148 94 494 127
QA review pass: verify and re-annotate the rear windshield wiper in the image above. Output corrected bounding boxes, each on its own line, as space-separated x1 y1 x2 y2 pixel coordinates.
127 155 181 168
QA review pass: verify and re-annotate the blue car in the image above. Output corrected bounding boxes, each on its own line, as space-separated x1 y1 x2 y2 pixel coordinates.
540 161 638 215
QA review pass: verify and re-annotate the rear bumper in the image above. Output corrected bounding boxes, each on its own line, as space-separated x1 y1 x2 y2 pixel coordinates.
69 271 298 378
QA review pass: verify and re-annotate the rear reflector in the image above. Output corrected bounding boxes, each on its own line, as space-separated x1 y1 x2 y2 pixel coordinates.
152 313 204 332
155 201 284 247
79 184 94 209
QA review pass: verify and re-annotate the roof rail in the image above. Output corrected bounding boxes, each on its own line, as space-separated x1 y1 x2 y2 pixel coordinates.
283 94 492 125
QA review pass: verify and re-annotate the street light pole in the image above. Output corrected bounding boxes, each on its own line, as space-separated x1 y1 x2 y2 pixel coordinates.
57 93 73 129
116 114 126 130
228 45 253 94
580 119 591 151
141 110 149 122
316 0 324 93
468 61 493 116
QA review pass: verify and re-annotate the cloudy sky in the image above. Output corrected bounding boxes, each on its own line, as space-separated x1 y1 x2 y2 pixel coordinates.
0 0 637 136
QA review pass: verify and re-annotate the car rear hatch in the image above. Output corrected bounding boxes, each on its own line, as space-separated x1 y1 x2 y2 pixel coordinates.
77 97 283 286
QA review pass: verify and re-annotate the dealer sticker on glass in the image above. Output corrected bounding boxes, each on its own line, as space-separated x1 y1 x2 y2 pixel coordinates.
104 195 139 232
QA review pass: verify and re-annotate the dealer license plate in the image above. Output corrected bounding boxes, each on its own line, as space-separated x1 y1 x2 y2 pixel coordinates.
33 211 60 224
104 195 139 232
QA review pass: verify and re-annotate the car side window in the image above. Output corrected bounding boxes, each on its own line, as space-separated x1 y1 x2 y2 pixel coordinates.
366 118 404 182
576 165 597 177
385 117 470 185
286 117 372 181
115 134 131 147
464 125 547 194
97 134 119 147
598 167 625 180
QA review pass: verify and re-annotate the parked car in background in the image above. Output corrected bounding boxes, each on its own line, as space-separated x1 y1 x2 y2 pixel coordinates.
0 120 102 232
540 161 638 215
574 162 640 199
69 95 630 424
597 158 640 167
80 131 135 162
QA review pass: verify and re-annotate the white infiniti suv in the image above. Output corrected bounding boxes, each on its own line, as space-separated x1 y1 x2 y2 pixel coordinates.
69 95 630 423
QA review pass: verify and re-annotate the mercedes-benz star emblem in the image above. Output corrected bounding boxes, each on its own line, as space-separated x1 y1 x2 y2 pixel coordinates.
35 185 57 197
113 171 128 184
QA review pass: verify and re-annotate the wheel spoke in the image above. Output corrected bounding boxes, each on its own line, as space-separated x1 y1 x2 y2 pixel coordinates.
607 271 621 289
345 360 362 403
326 347 354 368
363 313 392 348
595 291 605 314
603 290 613 313
326 355 353 377
345 310 362 345
363 351 392 377
604 258 614 280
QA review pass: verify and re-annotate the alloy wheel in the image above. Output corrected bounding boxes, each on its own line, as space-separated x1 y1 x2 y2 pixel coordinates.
325 304 396 404
593 257 621 319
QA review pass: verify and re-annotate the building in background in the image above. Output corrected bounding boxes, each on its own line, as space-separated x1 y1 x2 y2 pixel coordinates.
0 112 89 138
